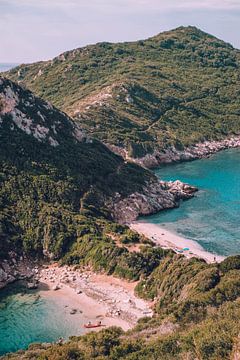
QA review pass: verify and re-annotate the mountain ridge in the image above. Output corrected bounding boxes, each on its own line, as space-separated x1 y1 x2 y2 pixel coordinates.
4 26 240 165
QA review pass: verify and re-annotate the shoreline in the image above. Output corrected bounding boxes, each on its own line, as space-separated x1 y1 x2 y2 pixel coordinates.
135 136 240 169
130 220 225 264
37 265 153 333
108 135 240 169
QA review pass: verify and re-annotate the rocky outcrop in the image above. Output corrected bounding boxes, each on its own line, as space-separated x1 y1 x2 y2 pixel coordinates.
0 77 87 147
0 253 39 290
160 180 198 201
108 136 240 169
0 257 18 289
106 179 197 224
0 266 15 289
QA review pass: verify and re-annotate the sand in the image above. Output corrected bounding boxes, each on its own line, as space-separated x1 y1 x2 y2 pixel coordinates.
37 265 153 333
130 220 225 263
32 220 225 338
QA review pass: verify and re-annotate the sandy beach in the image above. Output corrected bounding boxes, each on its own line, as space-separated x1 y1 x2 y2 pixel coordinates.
130 221 225 263
37 265 153 334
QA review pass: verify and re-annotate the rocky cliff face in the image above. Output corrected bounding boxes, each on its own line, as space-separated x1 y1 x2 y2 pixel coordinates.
106 179 197 224
117 136 240 168
0 253 38 289
0 77 86 147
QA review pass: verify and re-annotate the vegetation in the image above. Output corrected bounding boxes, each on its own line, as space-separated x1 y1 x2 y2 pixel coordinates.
2 257 240 359
0 78 156 265
1 27 240 358
5 26 240 158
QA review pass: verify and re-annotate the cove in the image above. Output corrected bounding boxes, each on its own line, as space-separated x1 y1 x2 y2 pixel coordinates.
0 283 84 355
145 148 240 256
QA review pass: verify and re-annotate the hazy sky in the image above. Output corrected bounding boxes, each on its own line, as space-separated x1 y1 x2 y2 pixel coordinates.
1 0 240 63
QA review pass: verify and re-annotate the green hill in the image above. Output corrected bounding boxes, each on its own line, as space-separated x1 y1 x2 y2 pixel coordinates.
5 26 240 160
0 77 176 263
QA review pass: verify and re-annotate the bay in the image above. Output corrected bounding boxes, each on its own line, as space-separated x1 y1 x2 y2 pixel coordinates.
145 148 240 256
0 283 84 355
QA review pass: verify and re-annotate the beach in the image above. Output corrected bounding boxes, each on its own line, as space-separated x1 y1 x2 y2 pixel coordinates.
36 220 225 337
130 221 225 263
37 264 153 333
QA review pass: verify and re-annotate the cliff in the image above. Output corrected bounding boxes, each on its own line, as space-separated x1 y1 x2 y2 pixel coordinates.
106 179 197 224
109 136 240 168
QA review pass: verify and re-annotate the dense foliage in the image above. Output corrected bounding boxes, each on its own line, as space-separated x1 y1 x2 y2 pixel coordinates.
0 78 155 262
5 26 240 157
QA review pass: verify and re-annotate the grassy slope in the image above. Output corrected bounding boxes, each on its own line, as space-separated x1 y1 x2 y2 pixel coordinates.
5 26 240 157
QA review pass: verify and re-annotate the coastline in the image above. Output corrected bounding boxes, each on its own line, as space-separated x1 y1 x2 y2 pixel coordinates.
37 265 153 333
108 135 240 169
130 220 225 264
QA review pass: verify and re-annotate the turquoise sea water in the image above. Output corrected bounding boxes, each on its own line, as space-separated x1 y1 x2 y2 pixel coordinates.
0 284 84 355
145 148 240 256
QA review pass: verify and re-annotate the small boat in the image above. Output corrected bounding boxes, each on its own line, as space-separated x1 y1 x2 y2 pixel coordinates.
84 322 105 329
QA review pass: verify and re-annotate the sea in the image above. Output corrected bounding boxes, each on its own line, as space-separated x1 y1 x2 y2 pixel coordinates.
0 63 18 72
0 283 85 355
145 148 240 257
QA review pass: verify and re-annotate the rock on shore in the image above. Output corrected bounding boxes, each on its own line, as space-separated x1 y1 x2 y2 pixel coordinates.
0 253 39 290
106 179 197 224
108 136 240 169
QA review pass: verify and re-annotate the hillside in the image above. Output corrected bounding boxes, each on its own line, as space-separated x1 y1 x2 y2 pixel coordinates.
5 26 240 165
0 81 240 359
2 26 240 360
0 77 183 263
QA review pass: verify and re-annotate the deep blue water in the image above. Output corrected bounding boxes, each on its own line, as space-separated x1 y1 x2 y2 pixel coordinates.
0 284 84 355
145 148 240 256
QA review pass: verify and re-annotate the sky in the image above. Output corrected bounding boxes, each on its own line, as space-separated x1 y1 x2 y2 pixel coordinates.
1 0 240 63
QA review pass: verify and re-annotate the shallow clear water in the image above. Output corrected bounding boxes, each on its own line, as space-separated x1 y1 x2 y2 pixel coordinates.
0 284 84 355
145 148 240 256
